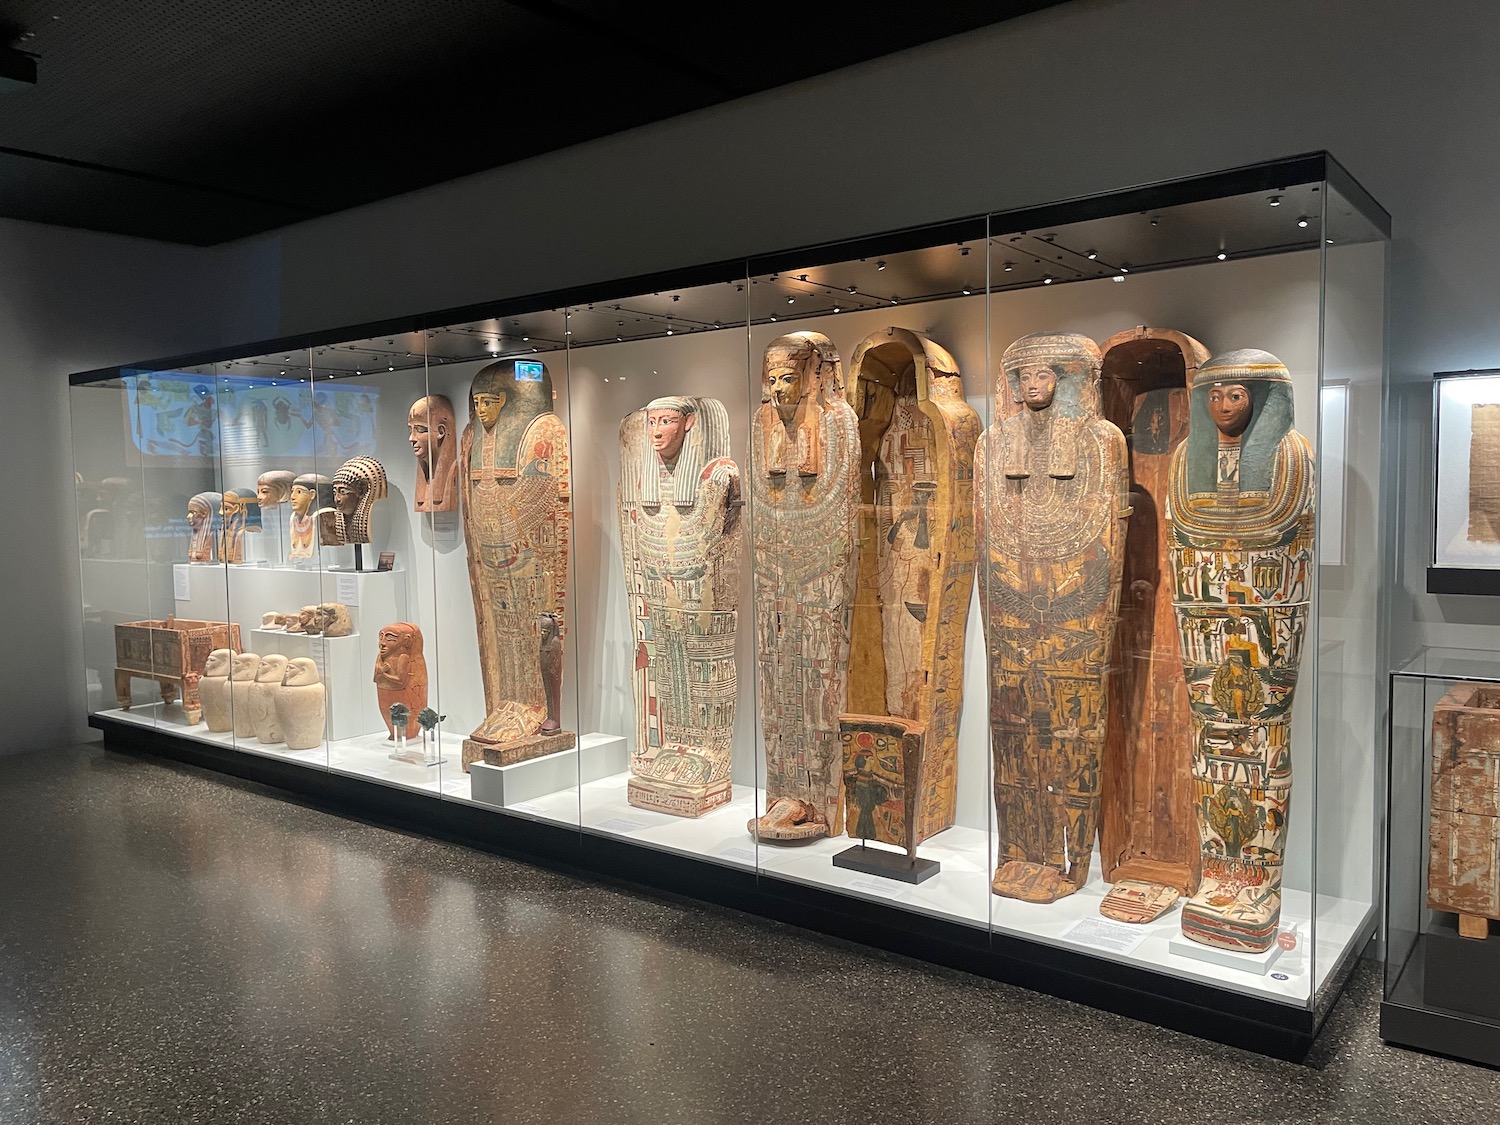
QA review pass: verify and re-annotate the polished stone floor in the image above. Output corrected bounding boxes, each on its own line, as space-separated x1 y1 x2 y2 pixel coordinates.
1 744 1497 1125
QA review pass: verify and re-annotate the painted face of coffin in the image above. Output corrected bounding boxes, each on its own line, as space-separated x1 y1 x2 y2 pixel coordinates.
647 408 694 462
1017 364 1058 411
290 485 315 515
473 391 506 429
1207 382 1253 438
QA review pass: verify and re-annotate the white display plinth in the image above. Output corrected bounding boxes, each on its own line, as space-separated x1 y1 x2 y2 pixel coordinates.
468 732 628 809
1167 925 1292 977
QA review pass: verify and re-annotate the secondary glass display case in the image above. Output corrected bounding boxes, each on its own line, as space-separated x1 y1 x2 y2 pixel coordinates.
71 152 1391 1059
1382 647 1500 1068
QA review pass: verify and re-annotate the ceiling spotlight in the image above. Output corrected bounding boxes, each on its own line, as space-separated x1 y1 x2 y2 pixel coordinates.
388 365 394 371
847 285 857 294
1149 217 1160 227
1119 265 1131 273
666 328 673 335
962 287 972 295
1112 276 1125 284
1086 250 1097 260
959 246 970 256
833 306 842 313
1326 238 1335 245
1003 262 1014 272
1043 277 1053 285
876 260 887 271
1296 215 1311 228
1268 194 1282 207
769 315 778 322
798 274 808 282
1216 252 1228 261
786 297 795 305
522 336 529 342
890 296 899 304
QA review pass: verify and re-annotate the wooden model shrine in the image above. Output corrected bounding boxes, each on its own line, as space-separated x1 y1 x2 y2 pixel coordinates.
1428 681 1500 939
1096 326 1209 923
618 396 743 817
460 359 575 770
838 328 979 856
1167 349 1315 953
114 616 243 726
977 332 1130 904
749 331 860 841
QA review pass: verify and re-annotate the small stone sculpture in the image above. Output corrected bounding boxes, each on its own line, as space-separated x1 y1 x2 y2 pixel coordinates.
186 491 222 563
256 470 295 509
322 456 388 547
289 473 333 560
218 489 262 565
229 652 262 737
276 657 326 751
374 623 428 741
249 654 288 744
199 648 234 732
261 611 296 630
290 603 352 638
409 395 459 513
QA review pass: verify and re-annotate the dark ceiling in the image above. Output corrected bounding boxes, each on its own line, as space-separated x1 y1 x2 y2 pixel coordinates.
0 0 1070 246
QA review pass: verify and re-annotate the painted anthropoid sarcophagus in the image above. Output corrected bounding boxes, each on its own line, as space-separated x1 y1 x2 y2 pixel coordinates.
1428 682 1500 939
977 332 1130 903
1167 349 1314 953
460 359 574 770
1097 326 1209 923
839 327 978 853
749 332 860 842
619 396 743 817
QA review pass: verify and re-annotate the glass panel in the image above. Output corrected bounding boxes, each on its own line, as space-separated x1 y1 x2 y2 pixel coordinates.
562 280 755 859
982 174 1347 1007
140 362 234 743
1311 179 1389 1008
283 335 431 787
73 375 157 727
425 310 582 827
743 239 993 929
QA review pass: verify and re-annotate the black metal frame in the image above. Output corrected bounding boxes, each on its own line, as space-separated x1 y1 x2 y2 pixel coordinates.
69 152 1388 387
95 712 1370 1062
74 150 1392 1062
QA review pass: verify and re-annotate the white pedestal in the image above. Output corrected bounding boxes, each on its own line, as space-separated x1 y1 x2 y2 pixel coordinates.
469 732 628 808
1167 923 1294 977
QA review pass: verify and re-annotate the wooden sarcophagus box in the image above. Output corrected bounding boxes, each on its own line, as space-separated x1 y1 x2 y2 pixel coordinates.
1429 681 1500 938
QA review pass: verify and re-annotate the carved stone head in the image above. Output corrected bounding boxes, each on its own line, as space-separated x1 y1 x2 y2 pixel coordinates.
282 657 321 687
203 649 233 678
255 654 288 684
231 652 262 682
256 470 296 508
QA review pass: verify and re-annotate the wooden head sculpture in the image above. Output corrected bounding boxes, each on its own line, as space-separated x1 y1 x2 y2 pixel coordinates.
256 470 296 509
408 395 459 512
331 456 388 544
290 473 334 516
186 491 222 561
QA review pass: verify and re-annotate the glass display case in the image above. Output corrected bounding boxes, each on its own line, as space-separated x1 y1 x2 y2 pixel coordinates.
1382 646 1500 1068
70 151 1390 1060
